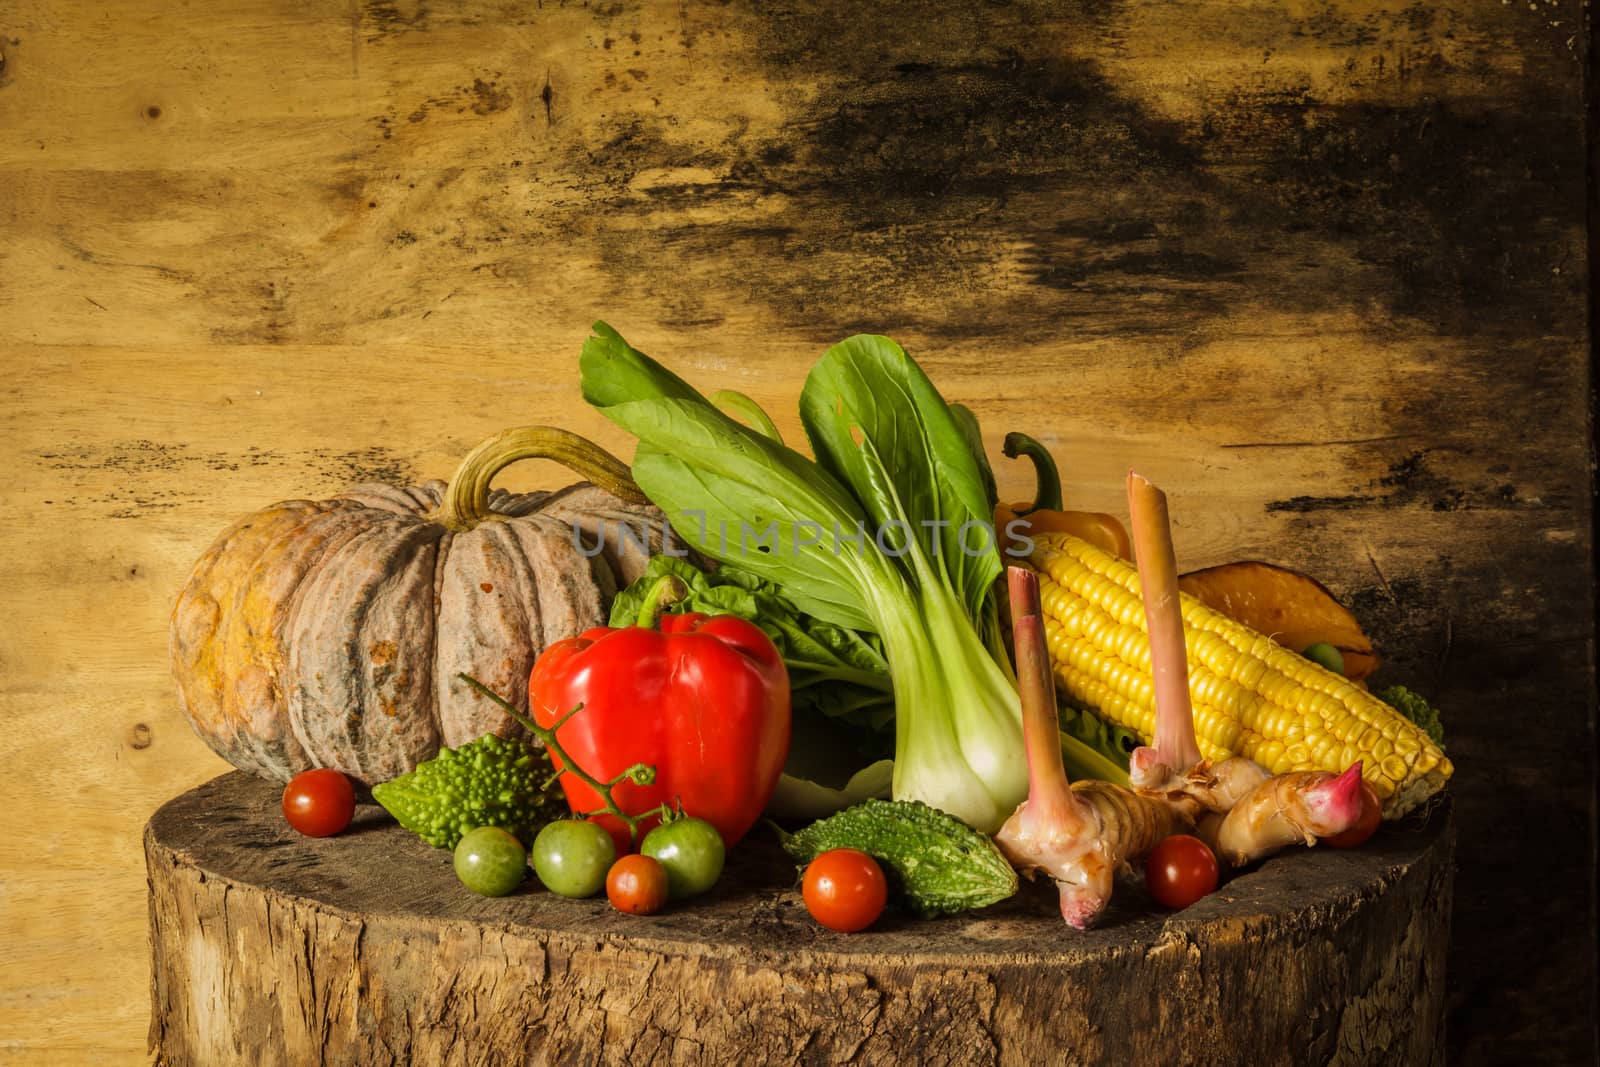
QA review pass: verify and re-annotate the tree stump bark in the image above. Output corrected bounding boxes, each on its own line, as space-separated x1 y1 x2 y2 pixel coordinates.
147 773 1453 1066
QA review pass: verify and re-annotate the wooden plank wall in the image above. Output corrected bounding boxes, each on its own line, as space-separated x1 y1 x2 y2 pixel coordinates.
1 0 1592 1062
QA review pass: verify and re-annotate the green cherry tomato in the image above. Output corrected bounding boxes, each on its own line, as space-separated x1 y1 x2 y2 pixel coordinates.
1302 642 1346 675
454 826 528 897
531 819 616 898
640 816 726 900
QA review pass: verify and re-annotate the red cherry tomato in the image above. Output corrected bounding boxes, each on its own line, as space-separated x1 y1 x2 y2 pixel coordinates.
1144 834 1219 910
281 768 355 837
607 854 670 915
802 848 888 932
1321 779 1382 849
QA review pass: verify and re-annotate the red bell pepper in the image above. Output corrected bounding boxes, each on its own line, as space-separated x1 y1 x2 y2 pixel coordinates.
529 581 791 852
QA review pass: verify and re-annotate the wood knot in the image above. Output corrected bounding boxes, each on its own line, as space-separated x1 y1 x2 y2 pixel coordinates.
130 723 153 750
145 105 162 120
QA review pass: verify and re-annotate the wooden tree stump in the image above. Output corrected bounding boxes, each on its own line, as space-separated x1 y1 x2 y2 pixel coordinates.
147 773 1453 1066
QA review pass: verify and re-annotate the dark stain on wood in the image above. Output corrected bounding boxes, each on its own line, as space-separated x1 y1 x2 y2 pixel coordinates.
29 441 419 514
1265 450 1526 514
1243 96 1585 332
39 440 238 475
576 26 1231 338
304 447 417 489
467 78 510 115
55 228 194 284
363 0 432 42
532 0 1582 374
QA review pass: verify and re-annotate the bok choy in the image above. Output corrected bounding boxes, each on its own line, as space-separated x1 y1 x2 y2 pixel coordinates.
581 323 1028 832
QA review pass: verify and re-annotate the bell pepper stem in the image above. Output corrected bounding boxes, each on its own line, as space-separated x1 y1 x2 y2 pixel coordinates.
1001 432 1064 515
434 426 651 532
458 673 669 848
634 573 690 628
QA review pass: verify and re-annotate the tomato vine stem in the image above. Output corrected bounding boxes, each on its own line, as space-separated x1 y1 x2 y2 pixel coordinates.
458 673 671 848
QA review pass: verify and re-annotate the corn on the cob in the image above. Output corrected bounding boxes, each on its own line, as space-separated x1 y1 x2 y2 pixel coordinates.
1027 531 1452 818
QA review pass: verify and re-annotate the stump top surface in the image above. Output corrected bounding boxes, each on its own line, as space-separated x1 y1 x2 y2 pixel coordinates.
148 772 1453 963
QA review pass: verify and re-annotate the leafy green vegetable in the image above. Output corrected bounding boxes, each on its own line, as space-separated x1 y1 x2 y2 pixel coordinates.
371 733 567 849
778 798 1018 917
766 758 896 821
1058 701 1137 786
1375 684 1445 746
798 339 1001 623
581 323 1028 831
711 388 785 443
950 402 1000 514
582 324 884 632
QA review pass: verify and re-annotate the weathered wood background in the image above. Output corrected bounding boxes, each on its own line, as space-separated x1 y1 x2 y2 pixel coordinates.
0 0 1592 1063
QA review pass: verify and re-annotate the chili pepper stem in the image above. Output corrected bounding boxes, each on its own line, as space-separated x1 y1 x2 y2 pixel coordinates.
1002 432 1065 515
458 673 667 848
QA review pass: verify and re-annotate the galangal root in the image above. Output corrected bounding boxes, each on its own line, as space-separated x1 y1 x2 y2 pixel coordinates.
1198 764 1366 868
995 566 1188 928
995 472 1365 928
1122 470 1365 865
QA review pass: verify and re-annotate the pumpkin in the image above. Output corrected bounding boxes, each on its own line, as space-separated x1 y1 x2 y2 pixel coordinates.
170 427 668 786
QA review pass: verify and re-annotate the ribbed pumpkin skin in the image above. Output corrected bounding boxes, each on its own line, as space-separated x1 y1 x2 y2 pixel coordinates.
171 479 663 786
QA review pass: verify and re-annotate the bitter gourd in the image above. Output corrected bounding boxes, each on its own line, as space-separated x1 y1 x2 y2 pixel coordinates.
372 732 567 849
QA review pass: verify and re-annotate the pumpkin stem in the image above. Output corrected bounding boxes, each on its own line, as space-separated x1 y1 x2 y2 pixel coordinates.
634 574 690 629
1002 432 1064 515
434 426 650 531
